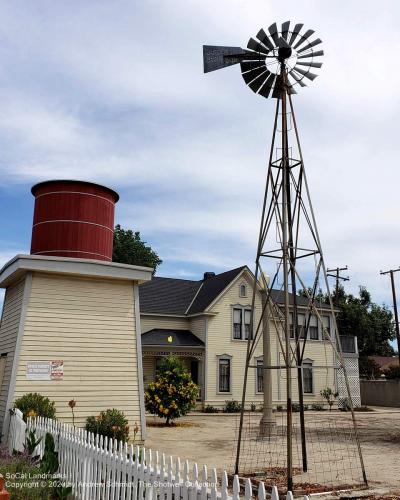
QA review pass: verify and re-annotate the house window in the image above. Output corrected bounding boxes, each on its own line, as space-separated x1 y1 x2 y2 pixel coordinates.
239 284 247 297
233 308 243 339
256 359 263 393
309 315 318 340
298 313 305 339
244 309 252 339
322 316 330 338
289 313 294 338
302 360 313 394
232 307 252 340
218 358 231 393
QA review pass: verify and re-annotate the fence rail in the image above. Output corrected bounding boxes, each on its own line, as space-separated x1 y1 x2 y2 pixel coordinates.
8 413 308 500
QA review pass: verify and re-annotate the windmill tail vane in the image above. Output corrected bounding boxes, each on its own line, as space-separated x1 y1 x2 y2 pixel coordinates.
203 21 323 98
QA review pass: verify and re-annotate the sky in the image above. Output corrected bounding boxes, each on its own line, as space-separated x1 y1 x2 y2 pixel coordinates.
0 0 400 321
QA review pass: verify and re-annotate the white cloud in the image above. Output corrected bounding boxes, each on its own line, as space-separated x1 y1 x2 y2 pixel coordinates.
0 0 399 307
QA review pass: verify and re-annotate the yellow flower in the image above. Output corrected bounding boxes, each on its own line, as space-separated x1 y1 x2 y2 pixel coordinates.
164 408 169 415
27 409 37 418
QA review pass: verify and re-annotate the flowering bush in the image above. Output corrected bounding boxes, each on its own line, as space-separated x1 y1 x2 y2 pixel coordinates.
85 409 131 443
14 393 56 422
145 356 198 424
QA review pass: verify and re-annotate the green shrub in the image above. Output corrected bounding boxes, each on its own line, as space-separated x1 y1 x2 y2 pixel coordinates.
384 364 400 380
276 405 284 412
250 402 257 412
204 405 219 413
145 356 198 424
354 405 373 412
320 387 338 411
85 409 130 443
223 400 242 413
0 447 53 499
311 402 325 411
14 393 56 422
339 397 351 411
292 403 308 412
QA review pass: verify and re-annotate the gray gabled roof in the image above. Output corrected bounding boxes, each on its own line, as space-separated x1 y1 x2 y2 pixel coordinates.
139 266 246 315
187 266 246 314
139 277 200 315
139 265 332 316
141 329 205 347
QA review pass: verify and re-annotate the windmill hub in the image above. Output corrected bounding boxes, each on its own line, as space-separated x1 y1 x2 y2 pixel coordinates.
278 46 292 62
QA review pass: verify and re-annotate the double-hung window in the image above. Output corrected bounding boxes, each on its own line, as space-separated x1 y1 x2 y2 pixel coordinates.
302 360 313 393
322 316 330 339
309 315 319 340
232 307 252 340
218 358 231 392
256 359 264 393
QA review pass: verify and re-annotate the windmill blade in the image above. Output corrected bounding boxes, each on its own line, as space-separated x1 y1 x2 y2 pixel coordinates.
203 45 247 73
288 23 304 46
268 22 280 45
281 21 290 40
240 60 266 73
293 29 315 50
256 28 275 51
242 65 269 84
289 72 307 87
298 50 324 59
287 85 297 95
248 70 271 92
296 61 323 69
258 73 276 98
277 37 291 49
297 38 322 54
293 66 318 81
247 38 270 55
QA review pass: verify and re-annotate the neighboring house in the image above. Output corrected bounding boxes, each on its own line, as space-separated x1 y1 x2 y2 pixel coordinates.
369 356 399 372
139 266 361 409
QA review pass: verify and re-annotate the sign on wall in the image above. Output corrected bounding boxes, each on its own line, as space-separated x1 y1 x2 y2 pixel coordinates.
26 361 64 380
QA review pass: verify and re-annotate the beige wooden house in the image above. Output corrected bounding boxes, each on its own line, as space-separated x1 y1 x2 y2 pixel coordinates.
139 266 361 409
0 254 152 441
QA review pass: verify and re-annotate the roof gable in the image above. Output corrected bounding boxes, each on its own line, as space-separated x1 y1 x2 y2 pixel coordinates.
187 266 246 314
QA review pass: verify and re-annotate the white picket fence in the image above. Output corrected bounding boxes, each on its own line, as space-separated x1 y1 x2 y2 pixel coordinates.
8 413 309 500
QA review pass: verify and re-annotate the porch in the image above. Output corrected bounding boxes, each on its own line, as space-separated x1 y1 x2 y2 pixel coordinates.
141 328 205 403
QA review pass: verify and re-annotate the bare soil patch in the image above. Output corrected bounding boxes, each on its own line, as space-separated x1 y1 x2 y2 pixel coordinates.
145 410 400 495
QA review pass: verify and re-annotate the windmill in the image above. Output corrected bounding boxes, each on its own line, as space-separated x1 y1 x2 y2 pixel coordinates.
203 22 367 492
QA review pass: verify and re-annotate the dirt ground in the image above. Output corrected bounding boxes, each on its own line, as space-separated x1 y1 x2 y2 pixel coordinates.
145 408 400 497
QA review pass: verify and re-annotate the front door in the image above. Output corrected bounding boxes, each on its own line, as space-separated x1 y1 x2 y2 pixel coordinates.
190 360 199 384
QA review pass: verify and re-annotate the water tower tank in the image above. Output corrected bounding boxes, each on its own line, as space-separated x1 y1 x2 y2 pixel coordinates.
30 180 119 262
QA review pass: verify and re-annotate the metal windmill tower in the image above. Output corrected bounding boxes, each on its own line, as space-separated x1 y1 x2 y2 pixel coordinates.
203 22 367 492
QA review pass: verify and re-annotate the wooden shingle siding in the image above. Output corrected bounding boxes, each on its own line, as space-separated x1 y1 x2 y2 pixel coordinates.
12 272 144 440
0 278 25 432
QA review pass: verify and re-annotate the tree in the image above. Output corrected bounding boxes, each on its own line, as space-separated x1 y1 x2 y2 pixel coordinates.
113 224 162 273
359 357 381 380
298 285 395 357
144 356 198 425
320 387 338 411
383 364 400 380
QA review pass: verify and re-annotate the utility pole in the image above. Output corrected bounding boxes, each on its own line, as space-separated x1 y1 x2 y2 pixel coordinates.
380 268 400 365
327 266 349 306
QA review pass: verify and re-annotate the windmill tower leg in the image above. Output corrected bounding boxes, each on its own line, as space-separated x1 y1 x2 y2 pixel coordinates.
259 288 276 435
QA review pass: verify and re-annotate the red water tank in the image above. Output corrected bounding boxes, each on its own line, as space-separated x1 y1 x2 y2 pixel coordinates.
30 180 119 262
